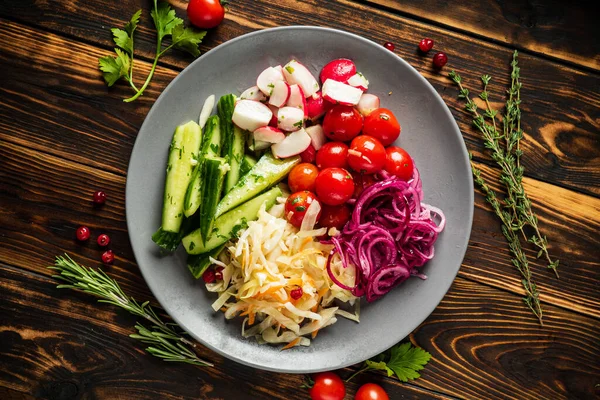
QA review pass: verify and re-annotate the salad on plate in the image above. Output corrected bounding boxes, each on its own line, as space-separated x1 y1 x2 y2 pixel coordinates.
151 58 445 349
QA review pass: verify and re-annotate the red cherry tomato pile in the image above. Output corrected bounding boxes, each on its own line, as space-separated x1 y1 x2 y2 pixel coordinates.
308 372 390 400
284 58 415 230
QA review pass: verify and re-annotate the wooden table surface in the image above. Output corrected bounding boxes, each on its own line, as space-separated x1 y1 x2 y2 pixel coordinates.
1 1 599 399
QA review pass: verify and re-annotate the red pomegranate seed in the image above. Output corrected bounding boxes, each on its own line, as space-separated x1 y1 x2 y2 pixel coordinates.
202 269 216 283
101 250 114 265
290 287 303 300
93 190 106 205
383 41 395 52
432 52 448 68
418 38 434 53
215 266 225 280
76 226 90 241
97 234 110 247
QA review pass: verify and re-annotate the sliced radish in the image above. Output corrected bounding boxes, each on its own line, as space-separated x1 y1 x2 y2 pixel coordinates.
271 128 312 158
348 72 369 91
274 65 283 74
268 80 291 107
254 126 285 144
232 100 273 132
240 86 266 101
257 66 285 96
277 106 305 132
320 58 356 84
287 84 308 117
306 91 333 120
267 104 279 127
282 60 319 98
322 79 363 106
357 93 380 116
305 124 326 150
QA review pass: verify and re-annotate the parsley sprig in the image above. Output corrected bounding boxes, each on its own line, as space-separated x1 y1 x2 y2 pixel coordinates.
347 342 432 382
99 1 206 102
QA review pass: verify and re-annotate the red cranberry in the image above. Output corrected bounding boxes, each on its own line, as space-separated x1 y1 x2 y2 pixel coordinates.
202 269 216 283
97 234 110 247
418 38 434 53
432 52 448 68
101 250 114 264
76 226 90 241
383 41 395 52
215 266 224 280
290 287 303 300
93 190 106 205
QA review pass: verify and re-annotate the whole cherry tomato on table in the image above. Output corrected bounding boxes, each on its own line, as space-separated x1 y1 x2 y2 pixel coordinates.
355 383 390 400
309 372 346 400
315 168 354 206
362 108 401 146
318 204 351 230
288 163 319 192
385 146 414 181
347 135 386 174
285 191 321 228
316 141 349 170
323 105 363 142
187 0 226 29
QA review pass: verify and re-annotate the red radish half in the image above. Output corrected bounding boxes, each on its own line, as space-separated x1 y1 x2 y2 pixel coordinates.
306 91 333 120
347 72 369 91
322 79 363 106
267 104 279 126
320 58 356 84
277 106 304 132
271 128 312 158
257 66 285 96
232 100 273 132
287 84 308 117
282 60 319 98
240 86 266 101
357 93 380 116
253 126 285 144
268 80 291 107
305 124 326 150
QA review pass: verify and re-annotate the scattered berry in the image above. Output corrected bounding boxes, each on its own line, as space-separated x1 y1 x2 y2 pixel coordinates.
76 226 90 241
101 250 114 265
97 234 110 247
418 38 434 53
432 52 448 68
290 287 303 300
93 190 106 205
383 41 395 52
202 269 216 283
215 266 224 280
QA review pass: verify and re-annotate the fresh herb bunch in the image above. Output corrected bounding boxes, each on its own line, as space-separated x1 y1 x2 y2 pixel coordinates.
347 342 431 382
99 1 207 102
49 254 213 366
449 51 560 324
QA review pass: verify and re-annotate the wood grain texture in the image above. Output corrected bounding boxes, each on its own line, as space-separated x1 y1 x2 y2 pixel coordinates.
359 0 600 71
1 1 599 196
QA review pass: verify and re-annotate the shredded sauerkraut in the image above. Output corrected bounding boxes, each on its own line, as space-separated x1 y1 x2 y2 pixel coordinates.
205 199 359 349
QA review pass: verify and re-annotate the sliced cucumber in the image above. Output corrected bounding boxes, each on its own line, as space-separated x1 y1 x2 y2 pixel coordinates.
240 154 257 177
199 156 228 242
183 186 282 255
224 126 245 193
187 245 225 279
214 153 300 218
217 94 236 159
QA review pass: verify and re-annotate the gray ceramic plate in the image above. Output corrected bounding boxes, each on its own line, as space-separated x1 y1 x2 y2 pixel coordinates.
126 26 473 373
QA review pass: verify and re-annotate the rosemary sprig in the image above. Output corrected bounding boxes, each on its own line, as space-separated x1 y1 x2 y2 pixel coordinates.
49 254 213 367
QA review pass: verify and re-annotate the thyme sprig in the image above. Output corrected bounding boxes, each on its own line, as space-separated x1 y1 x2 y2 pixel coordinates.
49 254 213 366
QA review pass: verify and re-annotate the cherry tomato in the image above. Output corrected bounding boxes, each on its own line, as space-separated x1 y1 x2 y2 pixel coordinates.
301 144 317 163
347 136 386 174
315 168 354 206
385 146 414 181
319 204 351 230
362 108 401 146
316 142 349 170
355 383 389 400
288 163 319 192
309 372 346 400
352 172 377 198
187 0 225 29
285 191 321 228
323 105 363 142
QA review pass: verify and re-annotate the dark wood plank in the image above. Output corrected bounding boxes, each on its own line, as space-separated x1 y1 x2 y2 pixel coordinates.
359 0 600 71
0 2 599 196
2 264 599 399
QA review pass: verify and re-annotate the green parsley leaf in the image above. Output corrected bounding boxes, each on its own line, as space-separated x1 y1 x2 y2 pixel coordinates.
151 1 183 41
111 9 141 54
98 48 130 86
171 25 207 57
125 9 142 36
385 342 432 382
364 360 393 377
